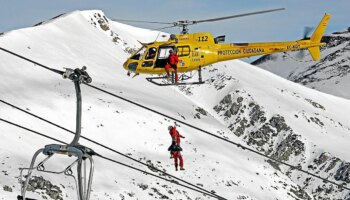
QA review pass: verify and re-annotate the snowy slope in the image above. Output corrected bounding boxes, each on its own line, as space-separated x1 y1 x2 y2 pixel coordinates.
1 10 350 200
253 30 350 100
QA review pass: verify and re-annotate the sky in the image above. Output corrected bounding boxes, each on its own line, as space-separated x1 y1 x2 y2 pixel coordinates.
0 0 349 52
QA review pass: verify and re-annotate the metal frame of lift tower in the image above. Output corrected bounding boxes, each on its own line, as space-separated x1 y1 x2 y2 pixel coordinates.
17 67 95 200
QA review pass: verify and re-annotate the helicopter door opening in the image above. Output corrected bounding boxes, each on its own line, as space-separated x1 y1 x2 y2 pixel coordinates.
154 46 174 68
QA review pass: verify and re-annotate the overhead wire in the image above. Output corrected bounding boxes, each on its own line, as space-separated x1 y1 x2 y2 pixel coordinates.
0 117 224 200
0 98 225 200
0 46 349 192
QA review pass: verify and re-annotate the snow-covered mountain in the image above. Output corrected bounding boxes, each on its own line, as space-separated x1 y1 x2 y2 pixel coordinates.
1 10 350 200
252 29 350 100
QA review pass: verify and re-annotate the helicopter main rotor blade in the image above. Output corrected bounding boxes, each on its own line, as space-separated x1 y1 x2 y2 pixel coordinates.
155 25 178 30
112 19 174 25
193 8 285 24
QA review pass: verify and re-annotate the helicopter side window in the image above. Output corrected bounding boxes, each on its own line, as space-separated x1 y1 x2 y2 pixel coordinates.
177 46 190 57
130 46 146 60
145 47 157 60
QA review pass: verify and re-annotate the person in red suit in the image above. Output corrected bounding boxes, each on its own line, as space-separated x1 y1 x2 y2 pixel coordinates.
167 126 185 171
165 49 179 82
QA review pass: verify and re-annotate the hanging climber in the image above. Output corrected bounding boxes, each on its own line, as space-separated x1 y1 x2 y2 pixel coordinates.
167 125 185 171
165 49 179 83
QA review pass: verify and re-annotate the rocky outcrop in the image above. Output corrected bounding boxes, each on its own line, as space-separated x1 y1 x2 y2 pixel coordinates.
214 91 305 161
3 185 13 192
194 107 208 119
22 176 63 200
211 90 350 199
207 71 236 90
271 134 304 161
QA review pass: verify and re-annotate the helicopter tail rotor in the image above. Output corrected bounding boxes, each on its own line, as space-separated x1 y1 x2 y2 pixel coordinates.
296 26 314 59
298 13 331 60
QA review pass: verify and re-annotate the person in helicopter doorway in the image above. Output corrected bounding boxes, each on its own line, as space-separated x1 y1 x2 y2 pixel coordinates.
146 47 157 60
167 125 185 171
165 49 179 83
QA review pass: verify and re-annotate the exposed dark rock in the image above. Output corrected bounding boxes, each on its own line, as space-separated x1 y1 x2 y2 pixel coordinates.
50 13 66 20
314 152 331 166
249 103 266 125
230 103 240 116
310 117 324 127
237 97 244 103
112 36 120 43
290 187 312 200
124 47 137 55
93 13 110 31
222 94 232 105
233 119 248 137
247 129 270 147
335 162 350 183
269 115 290 133
3 185 12 192
195 107 208 116
23 176 63 200
247 124 274 148
207 73 234 90
272 134 305 161
138 183 148 190
151 187 169 199
326 158 341 173
305 99 326 110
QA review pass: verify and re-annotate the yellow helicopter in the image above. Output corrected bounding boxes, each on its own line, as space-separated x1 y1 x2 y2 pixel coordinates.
119 8 331 86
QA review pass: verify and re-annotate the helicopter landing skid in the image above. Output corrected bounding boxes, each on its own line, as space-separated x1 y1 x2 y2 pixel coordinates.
146 68 205 86
146 76 204 86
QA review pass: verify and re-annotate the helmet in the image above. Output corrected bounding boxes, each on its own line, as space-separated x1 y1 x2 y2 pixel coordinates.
168 126 173 130
169 49 173 53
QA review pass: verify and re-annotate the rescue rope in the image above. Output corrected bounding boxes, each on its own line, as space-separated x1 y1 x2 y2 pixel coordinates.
0 99 225 200
0 118 225 200
1 46 349 192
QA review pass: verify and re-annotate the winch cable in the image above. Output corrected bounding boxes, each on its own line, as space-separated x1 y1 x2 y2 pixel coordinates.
1 46 349 192
0 98 224 199
0 118 225 200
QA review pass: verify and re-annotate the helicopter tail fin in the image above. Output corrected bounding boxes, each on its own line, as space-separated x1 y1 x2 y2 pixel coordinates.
307 14 332 60
310 14 332 43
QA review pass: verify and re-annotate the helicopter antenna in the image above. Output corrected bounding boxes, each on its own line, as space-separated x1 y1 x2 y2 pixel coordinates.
154 31 162 42
113 8 285 34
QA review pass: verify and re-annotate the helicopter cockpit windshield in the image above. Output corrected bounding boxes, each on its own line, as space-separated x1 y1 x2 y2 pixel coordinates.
130 46 146 60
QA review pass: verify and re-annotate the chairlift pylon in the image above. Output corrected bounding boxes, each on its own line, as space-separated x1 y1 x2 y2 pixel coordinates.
17 67 95 200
